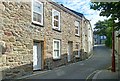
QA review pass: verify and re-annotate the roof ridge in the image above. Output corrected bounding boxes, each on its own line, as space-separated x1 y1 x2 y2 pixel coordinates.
49 1 83 17
60 4 83 17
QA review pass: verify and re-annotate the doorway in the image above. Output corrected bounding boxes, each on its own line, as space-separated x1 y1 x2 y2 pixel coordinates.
68 41 73 62
33 41 43 70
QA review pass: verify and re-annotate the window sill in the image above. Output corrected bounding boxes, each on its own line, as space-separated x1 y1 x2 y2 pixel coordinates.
75 35 80 37
53 58 61 61
52 28 61 32
32 22 44 27
75 55 80 58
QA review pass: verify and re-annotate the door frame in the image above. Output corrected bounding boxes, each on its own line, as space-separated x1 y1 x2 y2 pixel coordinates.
33 41 43 71
68 41 73 62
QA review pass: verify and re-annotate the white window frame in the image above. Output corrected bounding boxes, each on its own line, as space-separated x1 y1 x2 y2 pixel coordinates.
75 44 80 58
52 9 61 30
75 21 80 36
53 39 61 59
32 0 43 26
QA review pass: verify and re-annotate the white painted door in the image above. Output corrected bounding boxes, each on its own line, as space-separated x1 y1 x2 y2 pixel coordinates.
78 45 80 57
33 43 42 70
68 42 72 62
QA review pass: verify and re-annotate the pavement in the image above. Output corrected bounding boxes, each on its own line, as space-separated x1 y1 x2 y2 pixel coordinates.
92 44 119 81
18 68 119 80
92 70 119 81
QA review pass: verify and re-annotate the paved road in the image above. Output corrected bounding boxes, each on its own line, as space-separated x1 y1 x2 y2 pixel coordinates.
25 45 112 79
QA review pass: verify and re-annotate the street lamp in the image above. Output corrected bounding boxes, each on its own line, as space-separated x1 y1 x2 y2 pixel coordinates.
111 18 118 72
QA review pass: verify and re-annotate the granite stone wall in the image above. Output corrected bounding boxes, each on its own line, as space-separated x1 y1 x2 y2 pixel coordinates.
0 0 92 79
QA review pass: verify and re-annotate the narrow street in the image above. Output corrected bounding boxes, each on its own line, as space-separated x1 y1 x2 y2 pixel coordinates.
24 45 112 79
1 1 120 81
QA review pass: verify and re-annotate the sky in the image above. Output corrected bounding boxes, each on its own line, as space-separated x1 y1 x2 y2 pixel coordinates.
52 0 107 29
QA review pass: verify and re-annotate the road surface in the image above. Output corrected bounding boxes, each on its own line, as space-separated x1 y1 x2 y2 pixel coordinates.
25 45 112 79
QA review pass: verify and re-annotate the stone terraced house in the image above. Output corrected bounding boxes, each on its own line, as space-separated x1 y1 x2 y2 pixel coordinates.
0 0 93 79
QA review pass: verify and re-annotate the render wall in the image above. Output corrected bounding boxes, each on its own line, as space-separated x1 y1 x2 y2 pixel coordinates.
115 31 120 72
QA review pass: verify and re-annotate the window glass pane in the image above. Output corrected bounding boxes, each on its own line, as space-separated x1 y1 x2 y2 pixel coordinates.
54 41 57 49
75 26 78 28
54 50 59 57
75 28 78 34
33 12 42 23
54 11 59 16
76 44 79 49
75 21 79 26
75 51 78 55
54 50 57 57
37 14 42 23
54 20 59 27
54 41 59 50
57 42 59 49
56 50 59 57
33 12 37 21
33 1 42 13
54 15 59 20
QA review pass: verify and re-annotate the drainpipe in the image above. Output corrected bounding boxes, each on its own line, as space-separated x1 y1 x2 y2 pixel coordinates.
111 21 116 72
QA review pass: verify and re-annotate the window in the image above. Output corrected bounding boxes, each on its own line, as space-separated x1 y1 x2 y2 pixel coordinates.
52 9 60 30
75 44 80 58
53 39 61 59
75 21 80 36
32 0 43 26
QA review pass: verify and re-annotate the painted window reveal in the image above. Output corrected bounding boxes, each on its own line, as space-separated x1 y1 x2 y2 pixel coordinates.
32 0 43 26
75 21 80 36
52 9 60 30
53 39 61 59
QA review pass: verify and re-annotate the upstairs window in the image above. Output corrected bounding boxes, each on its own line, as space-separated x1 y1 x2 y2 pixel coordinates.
52 9 60 30
32 0 43 26
75 21 80 36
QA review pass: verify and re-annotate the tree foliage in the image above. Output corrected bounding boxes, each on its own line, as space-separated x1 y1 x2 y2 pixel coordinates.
93 19 113 48
91 2 120 48
90 2 120 30
94 19 113 35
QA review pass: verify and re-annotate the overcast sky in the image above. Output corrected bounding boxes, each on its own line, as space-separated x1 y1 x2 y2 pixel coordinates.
52 0 107 29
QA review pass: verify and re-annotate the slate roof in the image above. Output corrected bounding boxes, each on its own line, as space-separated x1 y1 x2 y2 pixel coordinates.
49 1 84 18
63 6 83 17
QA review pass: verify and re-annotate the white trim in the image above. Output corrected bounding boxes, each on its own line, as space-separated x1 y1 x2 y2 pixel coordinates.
52 9 61 30
32 0 43 26
53 39 61 59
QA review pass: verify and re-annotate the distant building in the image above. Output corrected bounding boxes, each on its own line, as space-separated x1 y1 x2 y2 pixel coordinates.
94 34 106 45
